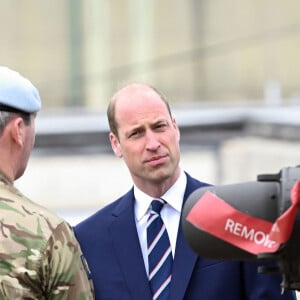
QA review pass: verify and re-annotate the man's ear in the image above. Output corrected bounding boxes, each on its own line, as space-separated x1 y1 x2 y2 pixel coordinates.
10 117 25 146
172 117 180 142
109 132 123 158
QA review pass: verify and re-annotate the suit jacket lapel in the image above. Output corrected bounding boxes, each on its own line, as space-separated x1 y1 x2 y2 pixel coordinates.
110 189 153 300
169 222 198 300
169 173 210 300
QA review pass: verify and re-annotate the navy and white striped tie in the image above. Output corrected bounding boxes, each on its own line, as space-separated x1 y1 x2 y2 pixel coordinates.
147 199 173 300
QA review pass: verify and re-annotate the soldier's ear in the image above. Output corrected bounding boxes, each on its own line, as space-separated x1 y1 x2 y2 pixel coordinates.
109 132 123 158
10 116 25 147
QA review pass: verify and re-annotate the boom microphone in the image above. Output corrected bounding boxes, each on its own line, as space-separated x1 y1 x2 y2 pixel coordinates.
182 166 300 290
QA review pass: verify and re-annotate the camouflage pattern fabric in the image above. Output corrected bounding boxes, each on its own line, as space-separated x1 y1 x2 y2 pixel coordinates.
0 172 94 299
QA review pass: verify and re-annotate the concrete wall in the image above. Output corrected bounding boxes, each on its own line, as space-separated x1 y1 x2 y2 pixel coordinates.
1 1 300 109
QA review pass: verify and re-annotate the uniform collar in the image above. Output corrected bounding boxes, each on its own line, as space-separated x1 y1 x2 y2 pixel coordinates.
0 171 12 185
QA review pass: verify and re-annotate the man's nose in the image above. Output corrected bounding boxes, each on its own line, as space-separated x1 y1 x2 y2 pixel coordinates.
145 131 160 150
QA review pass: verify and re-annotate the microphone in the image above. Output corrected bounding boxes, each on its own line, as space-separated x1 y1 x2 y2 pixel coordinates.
182 166 300 290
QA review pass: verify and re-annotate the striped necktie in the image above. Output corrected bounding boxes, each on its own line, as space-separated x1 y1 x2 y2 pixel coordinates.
147 198 173 300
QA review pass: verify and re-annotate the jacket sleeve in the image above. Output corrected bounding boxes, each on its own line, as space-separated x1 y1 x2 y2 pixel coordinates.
42 222 95 300
242 260 296 299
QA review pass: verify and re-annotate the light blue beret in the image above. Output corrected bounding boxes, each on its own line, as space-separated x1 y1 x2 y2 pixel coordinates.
0 66 41 113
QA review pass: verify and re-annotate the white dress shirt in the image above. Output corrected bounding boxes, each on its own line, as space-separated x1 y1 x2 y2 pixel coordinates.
134 170 187 274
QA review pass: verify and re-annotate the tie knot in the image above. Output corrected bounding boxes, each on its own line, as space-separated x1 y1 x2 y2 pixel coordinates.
151 199 165 214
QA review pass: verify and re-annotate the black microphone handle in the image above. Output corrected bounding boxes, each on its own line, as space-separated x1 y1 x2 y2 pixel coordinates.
182 181 280 261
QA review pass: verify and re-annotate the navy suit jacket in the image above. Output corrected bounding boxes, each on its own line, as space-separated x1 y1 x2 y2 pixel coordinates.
74 173 296 300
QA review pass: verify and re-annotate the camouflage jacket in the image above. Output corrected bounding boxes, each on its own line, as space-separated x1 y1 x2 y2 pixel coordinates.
0 172 94 299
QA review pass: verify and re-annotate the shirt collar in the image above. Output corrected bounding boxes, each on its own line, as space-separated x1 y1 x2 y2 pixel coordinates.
134 170 187 221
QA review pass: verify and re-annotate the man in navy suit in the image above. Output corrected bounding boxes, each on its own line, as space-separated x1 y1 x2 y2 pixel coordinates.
74 83 296 299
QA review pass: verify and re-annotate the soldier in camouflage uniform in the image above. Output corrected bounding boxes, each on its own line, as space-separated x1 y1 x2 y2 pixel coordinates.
0 66 94 299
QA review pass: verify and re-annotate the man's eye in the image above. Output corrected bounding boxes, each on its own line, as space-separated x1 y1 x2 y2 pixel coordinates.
129 131 139 138
156 123 167 129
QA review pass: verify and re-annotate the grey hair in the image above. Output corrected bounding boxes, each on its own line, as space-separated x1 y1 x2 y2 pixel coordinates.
0 111 13 133
0 111 31 135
